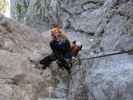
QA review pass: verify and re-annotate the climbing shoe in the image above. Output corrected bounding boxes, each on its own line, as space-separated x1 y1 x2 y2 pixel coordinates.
67 68 71 74
57 60 71 74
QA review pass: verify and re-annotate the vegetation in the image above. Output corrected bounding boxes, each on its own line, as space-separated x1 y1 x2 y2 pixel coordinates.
16 0 29 18
0 0 8 13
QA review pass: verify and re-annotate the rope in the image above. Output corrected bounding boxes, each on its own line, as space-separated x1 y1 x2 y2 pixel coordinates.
80 49 133 60
70 49 133 75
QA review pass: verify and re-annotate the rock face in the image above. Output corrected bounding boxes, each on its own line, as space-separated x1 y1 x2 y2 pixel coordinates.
11 0 106 32
10 0 17 17
8 0 133 100
0 14 69 100
68 0 133 100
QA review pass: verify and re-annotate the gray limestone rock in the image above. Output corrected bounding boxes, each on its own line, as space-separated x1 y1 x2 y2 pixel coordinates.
0 14 69 100
8 0 133 100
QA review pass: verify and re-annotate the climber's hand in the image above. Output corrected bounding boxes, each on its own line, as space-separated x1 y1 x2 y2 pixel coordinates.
72 57 81 65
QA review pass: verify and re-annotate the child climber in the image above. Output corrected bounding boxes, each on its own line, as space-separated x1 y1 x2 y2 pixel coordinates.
39 24 82 73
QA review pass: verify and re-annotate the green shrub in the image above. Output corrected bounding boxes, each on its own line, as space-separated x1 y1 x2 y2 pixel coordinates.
16 0 29 17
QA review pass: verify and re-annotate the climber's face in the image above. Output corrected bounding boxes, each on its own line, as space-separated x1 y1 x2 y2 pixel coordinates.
51 27 60 40
51 27 60 34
